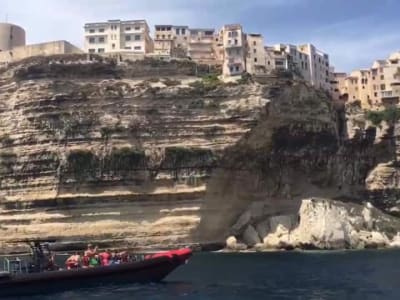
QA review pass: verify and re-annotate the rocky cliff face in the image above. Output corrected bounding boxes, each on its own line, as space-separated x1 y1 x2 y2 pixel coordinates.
1 55 399 253
197 83 400 250
0 55 272 253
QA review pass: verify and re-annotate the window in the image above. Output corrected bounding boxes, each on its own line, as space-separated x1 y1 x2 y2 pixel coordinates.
125 46 132 49
374 92 378 97
112 43 115 49
267 61 270 65
184 36 187 40
372 76 375 80
176 28 180 35
99 37 105 43
253 41 256 46
234 39 238 45
156 35 160 39
162 35 165 39
230 66 234 72
88 49 95 53
380 75 384 80
89 29 95 33
134 46 141 50
381 84 386 90
125 27 131 31
228 32 232 37
135 35 141 41
228 39 231 45
235 66 240 72
134 26 140 30
182 28 186 35
99 28 105 33
253 48 256 54
167 34 171 39
254 58 258 63
89 37 95 44
98 48 105 53
125 35 131 41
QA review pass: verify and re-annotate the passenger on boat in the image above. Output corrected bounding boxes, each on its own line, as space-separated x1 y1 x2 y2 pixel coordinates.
65 252 81 270
84 244 100 268
118 251 129 263
46 254 60 271
110 252 120 265
99 249 111 266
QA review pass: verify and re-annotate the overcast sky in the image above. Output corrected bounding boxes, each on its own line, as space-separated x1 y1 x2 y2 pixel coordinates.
2 0 400 72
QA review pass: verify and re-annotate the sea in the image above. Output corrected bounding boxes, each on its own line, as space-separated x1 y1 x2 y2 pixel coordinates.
4 249 400 300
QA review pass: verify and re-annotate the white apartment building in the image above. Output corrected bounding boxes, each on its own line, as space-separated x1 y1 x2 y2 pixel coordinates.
298 44 331 91
246 34 267 75
84 19 153 54
220 24 246 76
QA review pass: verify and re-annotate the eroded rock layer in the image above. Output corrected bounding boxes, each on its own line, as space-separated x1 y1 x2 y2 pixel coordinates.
0 55 272 252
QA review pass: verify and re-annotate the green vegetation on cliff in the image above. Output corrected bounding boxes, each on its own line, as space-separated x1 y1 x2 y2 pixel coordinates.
366 107 400 126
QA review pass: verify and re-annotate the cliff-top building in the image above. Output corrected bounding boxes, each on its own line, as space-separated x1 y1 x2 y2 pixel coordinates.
0 22 82 65
335 51 400 108
84 19 153 54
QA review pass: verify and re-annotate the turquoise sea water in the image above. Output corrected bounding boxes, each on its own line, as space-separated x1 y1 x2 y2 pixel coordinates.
5 249 400 300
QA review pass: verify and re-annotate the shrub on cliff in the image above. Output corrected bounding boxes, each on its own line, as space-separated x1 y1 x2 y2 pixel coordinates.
66 149 98 179
103 147 146 174
366 107 400 126
162 147 216 180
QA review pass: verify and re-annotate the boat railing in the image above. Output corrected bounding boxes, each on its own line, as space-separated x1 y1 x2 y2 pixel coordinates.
3 258 28 274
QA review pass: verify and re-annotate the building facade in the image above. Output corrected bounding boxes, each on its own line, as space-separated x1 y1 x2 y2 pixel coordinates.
297 44 330 90
0 22 26 52
335 51 400 108
246 34 266 75
84 20 153 54
188 28 217 64
0 40 83 64
220 24 246 76
153 25 189 58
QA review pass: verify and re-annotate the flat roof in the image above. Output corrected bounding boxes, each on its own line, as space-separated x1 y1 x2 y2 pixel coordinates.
84 19 147 27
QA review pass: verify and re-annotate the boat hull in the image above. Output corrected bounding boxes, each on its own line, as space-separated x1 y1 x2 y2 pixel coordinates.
0 251 190 297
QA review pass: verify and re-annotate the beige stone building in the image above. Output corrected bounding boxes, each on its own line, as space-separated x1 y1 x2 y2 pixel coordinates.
0 40 83 65
246 34 267 75
219 24 246 76
188 28 218 64
84 19 153 54
335 51 400 108
153 25 189 58
0 23 26 52
331 72 347 102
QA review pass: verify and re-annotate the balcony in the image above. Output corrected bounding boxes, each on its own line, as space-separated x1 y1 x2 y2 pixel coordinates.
189 37 214 44
227 57 244 65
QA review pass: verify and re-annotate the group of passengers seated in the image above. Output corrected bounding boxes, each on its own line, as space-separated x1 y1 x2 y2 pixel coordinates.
65 244 130 270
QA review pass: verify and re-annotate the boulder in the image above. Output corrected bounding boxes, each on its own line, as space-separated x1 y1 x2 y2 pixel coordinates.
242 225 261 246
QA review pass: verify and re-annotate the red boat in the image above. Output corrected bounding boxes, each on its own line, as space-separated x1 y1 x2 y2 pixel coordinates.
0 239 192 297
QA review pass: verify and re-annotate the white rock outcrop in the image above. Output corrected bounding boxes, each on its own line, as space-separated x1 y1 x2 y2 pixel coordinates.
231 198 400 250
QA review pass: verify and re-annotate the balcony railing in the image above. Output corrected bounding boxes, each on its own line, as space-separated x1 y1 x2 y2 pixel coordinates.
227 57 244 65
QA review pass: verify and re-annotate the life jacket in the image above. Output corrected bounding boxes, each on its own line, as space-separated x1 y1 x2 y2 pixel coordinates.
99 252 111 266
65 255 80 269
82 256 90 268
